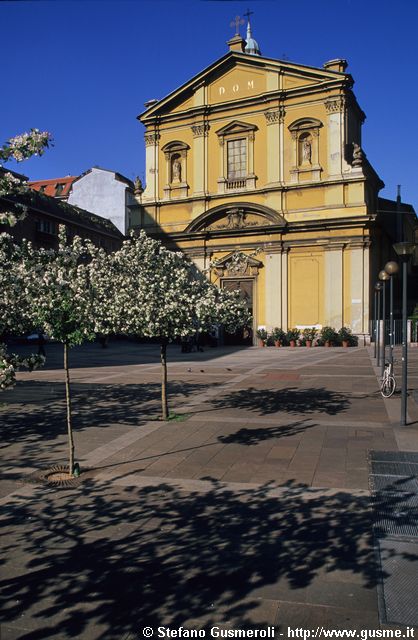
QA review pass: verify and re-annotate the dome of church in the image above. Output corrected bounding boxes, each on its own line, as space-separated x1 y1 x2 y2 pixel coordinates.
244 21 261 56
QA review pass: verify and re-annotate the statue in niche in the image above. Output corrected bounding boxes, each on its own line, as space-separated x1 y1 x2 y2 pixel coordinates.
172 157 182 183
301 136 312 163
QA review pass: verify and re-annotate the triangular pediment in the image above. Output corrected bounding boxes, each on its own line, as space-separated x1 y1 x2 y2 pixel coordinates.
216 120 258 137
214 251 262 269
138 52 350 122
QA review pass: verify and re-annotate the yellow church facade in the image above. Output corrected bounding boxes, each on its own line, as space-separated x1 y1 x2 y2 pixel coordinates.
136 28 385 344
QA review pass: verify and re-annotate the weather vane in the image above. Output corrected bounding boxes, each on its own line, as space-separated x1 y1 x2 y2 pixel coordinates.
230 15 244 36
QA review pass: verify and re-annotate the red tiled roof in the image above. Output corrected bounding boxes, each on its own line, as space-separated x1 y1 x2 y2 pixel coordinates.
28 176 77 199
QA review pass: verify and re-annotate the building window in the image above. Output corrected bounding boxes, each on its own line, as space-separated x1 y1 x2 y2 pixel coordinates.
55 183 65 196
227 139 247 179
39 185 46 194
37 219 56 235
216 120 257 193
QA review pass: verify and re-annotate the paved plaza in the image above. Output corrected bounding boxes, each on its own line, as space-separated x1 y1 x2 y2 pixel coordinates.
1 342 418 639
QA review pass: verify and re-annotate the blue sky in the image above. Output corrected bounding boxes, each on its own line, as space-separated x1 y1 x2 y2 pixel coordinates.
1 0 418 207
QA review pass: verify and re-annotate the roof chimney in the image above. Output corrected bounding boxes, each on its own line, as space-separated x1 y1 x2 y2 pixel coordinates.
323 59 348 73
227 34 246 53
144 98 158 108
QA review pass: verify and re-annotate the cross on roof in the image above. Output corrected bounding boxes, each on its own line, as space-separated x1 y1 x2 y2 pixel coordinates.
243 9 254 21
230 15 244 36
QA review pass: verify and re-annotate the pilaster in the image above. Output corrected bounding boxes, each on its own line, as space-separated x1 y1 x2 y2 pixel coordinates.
264 107 285 185
324 244 344 328
143 132 160 202
325 97 350 178
265 251 282 329
192 122 209 197
281 249 289 330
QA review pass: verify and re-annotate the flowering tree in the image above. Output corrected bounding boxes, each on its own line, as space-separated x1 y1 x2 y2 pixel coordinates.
91 231 250 420
0 128 52 225
23 226 96 475
0 235 46 390
0 129 52 389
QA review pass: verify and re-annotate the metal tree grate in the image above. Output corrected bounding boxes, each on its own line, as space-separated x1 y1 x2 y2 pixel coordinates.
377 539 418 626
369 451 418 627
370 474 418 494
369 451 418 464
372 492 418 538
370 461 418 477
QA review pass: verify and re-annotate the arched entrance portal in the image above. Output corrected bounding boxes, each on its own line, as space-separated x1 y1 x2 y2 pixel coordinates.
213 250 262 346
222 278 254 346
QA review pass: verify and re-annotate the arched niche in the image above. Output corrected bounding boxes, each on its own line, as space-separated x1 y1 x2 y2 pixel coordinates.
288 118 323 183
161 141 190 200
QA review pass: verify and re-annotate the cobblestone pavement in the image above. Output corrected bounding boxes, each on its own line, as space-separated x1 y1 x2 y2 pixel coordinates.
1 342 417 639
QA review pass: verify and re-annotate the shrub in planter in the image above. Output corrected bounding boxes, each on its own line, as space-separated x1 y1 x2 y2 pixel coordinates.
320 326 338 346
286 328 300 347
338 326 358 347
266 335 275 347
302 327 317 347
271 327 286 346
256 328 268 346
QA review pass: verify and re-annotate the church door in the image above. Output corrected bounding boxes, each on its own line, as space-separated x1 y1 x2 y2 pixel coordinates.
222 279 254 346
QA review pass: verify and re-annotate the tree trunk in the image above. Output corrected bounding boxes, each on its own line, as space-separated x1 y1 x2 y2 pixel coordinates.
160 339 169 420
64 342 74 475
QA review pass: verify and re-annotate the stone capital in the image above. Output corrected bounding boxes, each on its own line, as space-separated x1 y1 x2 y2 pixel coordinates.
325 97 346 114
191 122 210 138
145 132 160 147
264 107 285 125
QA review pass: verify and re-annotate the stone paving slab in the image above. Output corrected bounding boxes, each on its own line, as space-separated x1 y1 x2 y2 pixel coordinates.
1 343 418 638
0 477 409 639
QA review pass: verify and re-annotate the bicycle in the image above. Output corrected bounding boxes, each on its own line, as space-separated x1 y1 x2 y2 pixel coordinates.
380 361 396 398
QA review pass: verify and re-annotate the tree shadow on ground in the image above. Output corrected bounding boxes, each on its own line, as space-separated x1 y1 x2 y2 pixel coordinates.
8 340 248 371
0 381 211 470
218 420 315 445
210 386 350 417
2 479 412 638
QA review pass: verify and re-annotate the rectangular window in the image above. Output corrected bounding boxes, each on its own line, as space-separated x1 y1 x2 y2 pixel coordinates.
227 139 246 179
37 219 56 235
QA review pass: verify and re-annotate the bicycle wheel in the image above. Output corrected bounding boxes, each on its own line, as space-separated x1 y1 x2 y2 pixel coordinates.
381 375 396 398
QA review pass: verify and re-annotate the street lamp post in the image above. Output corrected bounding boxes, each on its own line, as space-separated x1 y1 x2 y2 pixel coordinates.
373 287 378 359
393 241 416 426
384 261 399 365
378 270 390 377
375 282 382 367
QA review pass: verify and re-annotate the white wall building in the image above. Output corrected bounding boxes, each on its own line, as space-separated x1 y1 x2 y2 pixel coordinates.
68 167 137 235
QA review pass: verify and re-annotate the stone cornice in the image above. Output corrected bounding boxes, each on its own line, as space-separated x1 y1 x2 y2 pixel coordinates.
141 78 350 125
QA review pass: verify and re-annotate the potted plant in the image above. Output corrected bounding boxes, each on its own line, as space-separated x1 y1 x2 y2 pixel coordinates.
320 326 338 347
286 328 300 347
272 327 286 347
338 326 358 347
266 334 275 347
302 327 317 348
256 327 268 347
